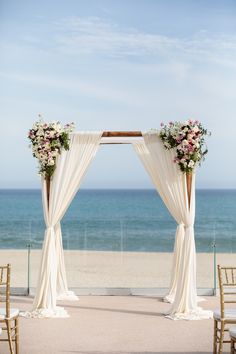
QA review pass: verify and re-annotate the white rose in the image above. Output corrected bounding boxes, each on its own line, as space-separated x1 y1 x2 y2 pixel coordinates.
193 126 199 133
49 131 56 138
188 160 195 168
182 139 189 146
48 159 55 166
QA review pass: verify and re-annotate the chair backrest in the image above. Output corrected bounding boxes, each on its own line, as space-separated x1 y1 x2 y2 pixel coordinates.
218 265 236 318
0 264 11 318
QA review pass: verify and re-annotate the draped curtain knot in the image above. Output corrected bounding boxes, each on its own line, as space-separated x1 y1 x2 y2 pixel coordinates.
46 226 55 231
185 224 194 229
178 223 194 229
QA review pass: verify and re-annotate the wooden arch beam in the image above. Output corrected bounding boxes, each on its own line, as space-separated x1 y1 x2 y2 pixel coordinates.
102 131 142 137
100 131 143 145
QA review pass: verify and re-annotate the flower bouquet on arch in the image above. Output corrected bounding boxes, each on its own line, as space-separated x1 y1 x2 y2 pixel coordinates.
28 118 75 206
159 119 210 174
28 118 75 179
159 119 210 205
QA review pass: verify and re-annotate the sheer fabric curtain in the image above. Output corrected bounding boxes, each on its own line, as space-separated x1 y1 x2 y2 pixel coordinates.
32 132 102 318
134 132 211 320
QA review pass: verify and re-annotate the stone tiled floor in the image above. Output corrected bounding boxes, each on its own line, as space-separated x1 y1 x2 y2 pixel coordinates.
0 295 229 354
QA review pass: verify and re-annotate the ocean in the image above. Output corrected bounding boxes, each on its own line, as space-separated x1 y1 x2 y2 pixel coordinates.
0 189 235 253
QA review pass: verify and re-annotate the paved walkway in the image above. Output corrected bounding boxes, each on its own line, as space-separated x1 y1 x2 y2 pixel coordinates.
0 295 230 354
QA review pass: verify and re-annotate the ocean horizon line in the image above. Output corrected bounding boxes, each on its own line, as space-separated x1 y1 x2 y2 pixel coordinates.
1 187 236 191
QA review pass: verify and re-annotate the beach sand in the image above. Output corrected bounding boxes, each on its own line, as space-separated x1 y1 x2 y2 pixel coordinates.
0 249 235 290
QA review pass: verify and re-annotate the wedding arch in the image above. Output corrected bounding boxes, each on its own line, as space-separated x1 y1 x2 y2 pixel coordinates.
27 126 212 321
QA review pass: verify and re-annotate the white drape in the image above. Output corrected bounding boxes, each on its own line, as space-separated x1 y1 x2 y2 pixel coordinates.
134 132 212 320
31 132 102 318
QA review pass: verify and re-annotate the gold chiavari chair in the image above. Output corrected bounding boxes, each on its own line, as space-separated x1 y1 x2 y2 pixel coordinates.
0 264 19 354
213 265 236 354
230 328 236 354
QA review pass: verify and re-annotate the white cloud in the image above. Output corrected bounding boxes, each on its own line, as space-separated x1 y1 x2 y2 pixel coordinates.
47 17 236 67
54 16 180 56
11 16 236 70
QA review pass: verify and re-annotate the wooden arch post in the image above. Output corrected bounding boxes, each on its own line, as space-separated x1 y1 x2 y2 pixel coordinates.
46 175 51 209
186 173 192 209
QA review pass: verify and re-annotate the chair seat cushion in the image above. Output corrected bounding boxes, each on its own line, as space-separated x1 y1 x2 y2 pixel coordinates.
230 328 236 339
0 308 19 320
213 309 236 320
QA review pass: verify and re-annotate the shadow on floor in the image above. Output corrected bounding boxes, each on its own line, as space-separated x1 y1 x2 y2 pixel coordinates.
64 304 165 317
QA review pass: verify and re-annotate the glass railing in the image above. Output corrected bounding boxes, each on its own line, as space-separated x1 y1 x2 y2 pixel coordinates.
0 219 235 293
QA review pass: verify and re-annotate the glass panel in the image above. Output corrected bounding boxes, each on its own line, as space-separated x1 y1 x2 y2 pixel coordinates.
215 219 236 270
2 217 233 292
27 220 44 288
195 220 215 290
1 189 235 293
0 220 29 288
63 219 175 289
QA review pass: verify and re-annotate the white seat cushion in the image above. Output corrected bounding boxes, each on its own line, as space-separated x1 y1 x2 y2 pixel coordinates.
0 308 19 320
230 328 236 339
0 327 2 335
213 309 236 320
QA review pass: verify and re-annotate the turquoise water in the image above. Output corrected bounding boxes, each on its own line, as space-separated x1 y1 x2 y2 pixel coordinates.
0 189 235 252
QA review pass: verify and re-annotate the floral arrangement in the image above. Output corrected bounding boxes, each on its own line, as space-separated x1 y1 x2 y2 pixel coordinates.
159 119 210 173
28 119 75 178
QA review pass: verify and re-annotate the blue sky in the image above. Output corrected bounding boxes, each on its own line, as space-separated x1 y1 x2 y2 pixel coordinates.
0 0 236 189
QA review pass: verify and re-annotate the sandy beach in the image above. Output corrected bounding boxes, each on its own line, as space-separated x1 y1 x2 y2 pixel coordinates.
0 249 235 291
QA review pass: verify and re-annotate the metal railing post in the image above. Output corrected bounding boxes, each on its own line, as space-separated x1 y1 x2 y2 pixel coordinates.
120 219 124 265
27 243 32 295
212 240 217 295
